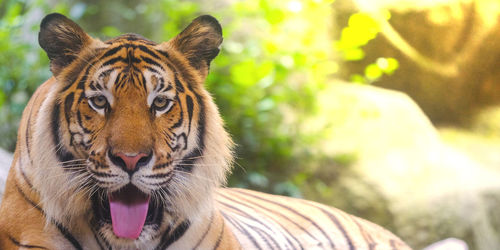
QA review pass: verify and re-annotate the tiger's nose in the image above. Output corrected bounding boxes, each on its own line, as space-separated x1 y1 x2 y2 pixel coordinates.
109 150 153 174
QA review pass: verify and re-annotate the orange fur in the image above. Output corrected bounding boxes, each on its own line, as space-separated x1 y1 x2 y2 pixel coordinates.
0 13 410 249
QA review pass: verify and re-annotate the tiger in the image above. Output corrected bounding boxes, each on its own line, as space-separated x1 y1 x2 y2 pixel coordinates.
0 13 411 250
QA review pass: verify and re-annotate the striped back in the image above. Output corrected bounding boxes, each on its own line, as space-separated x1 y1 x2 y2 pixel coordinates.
217 188 411 250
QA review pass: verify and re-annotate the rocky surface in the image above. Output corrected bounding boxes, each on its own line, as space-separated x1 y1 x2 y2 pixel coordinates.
0 148 11 200
304 81 500 249
423 238 468 250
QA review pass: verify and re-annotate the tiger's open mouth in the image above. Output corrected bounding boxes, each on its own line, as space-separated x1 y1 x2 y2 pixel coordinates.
92 184 163 239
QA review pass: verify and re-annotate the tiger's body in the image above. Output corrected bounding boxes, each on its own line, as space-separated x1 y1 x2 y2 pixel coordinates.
0 13 410 249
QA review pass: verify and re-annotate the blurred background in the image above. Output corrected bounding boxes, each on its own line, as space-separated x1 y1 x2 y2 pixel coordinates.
1 0 500 249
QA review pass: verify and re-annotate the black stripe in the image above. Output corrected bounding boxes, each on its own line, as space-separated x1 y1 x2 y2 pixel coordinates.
118 34 155 43
144 172 173 179
156 175 175 186
16 151 42 215
88 168 118 178
140 56 165 71
218 200 280 249
77 90 86 107
137 71 147 92
89 158 109 170
19 165 34 190
390 239 398 250
76 110 92 133
14 182 43 213
353 218 376 250
176 66 197 93
222 192 304 249
174 88 205 173
53 223 83 250
76 75 87 90
164 83 173 91
60 55 96 93
185 95 194 134
157 49 169 59
152 162 169 170
164 131 175 143
113 71 126 90
116 72 124 90
145 66 159 74
25 115 33 165
14 182 83 250
126 48 141 64
99 69 114 79
213 216 225 250
101 45 124 59
193 213 214 248
154 220 190 250
233 189 335 248
25 89 40 166
96 83 103 90
221 193 300 249
171 95 184 129
64 92 74 124
194 91 206 152
51 102 61 150
51 102 76 164
174 148 200 173
174 76 185 93
172 133 187 152
89 83 97 91
137 45 161 60
102 56 126 67
91 228 106 250
310 203 355 250
220 211 262 250
89 178 115 186
8 235 48 249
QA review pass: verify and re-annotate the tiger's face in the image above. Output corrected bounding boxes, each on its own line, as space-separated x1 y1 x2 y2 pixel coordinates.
37 14 232 247
76 39 202 242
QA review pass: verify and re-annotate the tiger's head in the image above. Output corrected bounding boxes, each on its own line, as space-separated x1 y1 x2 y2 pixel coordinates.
34 13 232 247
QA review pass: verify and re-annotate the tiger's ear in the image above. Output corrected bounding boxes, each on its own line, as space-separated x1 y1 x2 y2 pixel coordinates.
38 13 92 76
168 15 223 75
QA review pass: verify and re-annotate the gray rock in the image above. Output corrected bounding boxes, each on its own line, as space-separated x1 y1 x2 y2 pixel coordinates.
0 148 12 201
306 81 496 249
423 238 468 250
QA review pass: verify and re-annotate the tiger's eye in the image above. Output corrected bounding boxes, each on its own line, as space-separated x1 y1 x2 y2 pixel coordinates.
89 95 108 110
152 96 170 111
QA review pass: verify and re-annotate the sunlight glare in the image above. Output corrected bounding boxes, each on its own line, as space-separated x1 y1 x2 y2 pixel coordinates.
287 1 303 13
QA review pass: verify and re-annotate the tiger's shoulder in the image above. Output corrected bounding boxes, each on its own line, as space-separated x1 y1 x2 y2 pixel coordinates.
216 188 411 250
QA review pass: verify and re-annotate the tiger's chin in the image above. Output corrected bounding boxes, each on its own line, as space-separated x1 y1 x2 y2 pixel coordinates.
91 185 166 245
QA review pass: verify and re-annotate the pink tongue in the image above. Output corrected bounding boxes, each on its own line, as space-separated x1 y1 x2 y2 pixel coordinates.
109 185 150 239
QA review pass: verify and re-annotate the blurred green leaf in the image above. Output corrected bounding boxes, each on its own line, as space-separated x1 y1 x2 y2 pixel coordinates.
101 26 121 38
0 91 6 108
333 10 399 84
365 63 383 80
343 48 365 61
350 74 366 84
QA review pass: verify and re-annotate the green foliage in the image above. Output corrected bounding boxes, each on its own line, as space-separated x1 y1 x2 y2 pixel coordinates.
335 12 380 61
0 0 61 150
335 11 399 84
205 0 339 194
351 57 399 84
